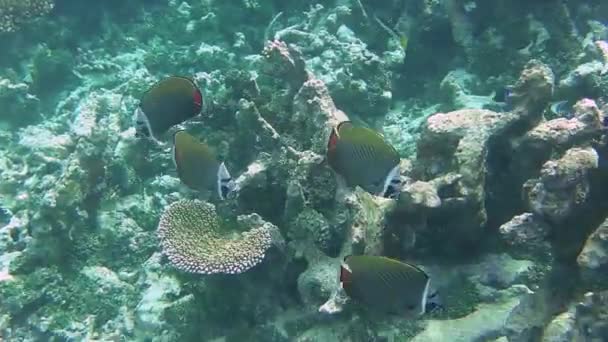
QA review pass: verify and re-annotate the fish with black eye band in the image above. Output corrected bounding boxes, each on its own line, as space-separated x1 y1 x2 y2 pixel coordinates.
340 255 443 316
172 130 237 200
327 121 402 199
134 76 203 143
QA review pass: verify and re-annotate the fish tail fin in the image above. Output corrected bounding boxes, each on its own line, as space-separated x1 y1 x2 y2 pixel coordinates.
424 287 443 314
217 162 237 200
134 107 161 144
382 164 402 199
134 107 150 137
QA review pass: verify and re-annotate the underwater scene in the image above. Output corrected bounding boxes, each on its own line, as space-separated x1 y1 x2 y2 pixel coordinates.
1 0 608 341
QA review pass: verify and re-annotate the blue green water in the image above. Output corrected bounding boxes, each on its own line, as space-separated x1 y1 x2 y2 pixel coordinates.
1 1 608 341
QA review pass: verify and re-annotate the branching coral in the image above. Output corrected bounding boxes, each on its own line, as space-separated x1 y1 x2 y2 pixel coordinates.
157 200 273 274
0 0 54 33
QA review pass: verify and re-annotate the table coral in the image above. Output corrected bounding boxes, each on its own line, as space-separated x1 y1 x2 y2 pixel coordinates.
157 199 274 274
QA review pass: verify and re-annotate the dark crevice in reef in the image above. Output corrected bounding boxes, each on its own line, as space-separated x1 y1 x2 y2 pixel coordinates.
284 257 309 305
529 260 582 337
550 167 608 262
237 182 287 227
483 98 551 232
397 21 459 100
485 130 608 258
484 135 535 232
417 203 488 260
177 255 305 341
8 295 50 331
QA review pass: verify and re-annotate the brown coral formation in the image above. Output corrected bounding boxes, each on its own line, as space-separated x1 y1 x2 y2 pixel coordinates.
524 147 598 225
578 217 608 276
406 60 557 250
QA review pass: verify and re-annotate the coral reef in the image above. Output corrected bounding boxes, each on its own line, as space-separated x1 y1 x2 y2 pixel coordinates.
0 0 53 33
0 78 39 127
1 0 608 341
525 147 598 225
577 217 608 281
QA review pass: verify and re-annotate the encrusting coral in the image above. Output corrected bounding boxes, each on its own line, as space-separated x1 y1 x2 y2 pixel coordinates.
157 199 274 275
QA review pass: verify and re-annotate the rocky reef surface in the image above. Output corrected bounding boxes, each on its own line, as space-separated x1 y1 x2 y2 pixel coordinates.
1 0 608 341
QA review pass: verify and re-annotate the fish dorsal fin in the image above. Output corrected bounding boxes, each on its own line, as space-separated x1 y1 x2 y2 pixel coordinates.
399 260 429 280
359 256 429 280
174 130 216 161
340 125 398 160
336 121 353 134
